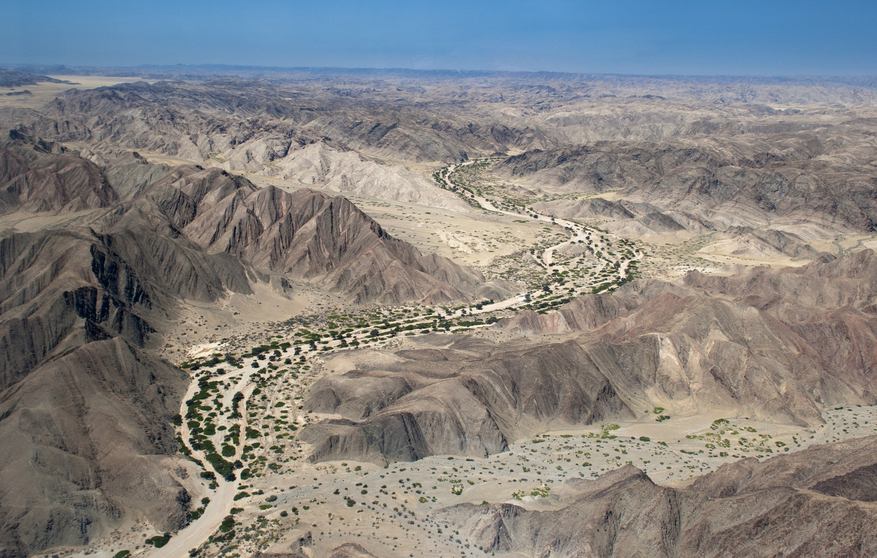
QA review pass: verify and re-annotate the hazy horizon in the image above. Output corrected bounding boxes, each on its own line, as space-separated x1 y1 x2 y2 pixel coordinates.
4 0 876 76
4 62 877 80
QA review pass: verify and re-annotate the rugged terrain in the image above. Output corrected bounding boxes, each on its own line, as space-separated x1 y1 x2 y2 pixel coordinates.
0 130 488 557
302 250 877 467
1 68 877 558
437 435 877 558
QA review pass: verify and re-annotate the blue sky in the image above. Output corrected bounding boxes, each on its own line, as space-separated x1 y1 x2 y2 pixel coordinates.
3 0 875 75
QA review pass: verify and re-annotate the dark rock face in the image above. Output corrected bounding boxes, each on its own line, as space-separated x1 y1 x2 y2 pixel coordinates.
436 436 877 558
0 222 229 555
810 463 877 502
0 225 249 392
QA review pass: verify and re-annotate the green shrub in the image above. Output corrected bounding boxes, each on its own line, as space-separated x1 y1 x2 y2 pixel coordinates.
219 515 235 533
146 534 170 548
205 452 235 480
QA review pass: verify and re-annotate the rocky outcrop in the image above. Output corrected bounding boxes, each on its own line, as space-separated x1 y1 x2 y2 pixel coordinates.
584 292 856 425
252 142 470 211
724 225 827 260
684 248 877 312
0 338 188 556
501 293 629 335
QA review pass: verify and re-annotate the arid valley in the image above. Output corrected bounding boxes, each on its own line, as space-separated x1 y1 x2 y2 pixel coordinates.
3 66 877 558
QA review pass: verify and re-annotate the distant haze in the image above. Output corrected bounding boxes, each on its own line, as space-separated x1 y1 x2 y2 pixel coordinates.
3 0 876 75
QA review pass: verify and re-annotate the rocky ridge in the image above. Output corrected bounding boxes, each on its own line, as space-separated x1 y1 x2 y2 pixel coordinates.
495 134 877 233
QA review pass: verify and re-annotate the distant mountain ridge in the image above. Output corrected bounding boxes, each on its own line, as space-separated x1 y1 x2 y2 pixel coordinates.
5 64 876 91
0 69 73 88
